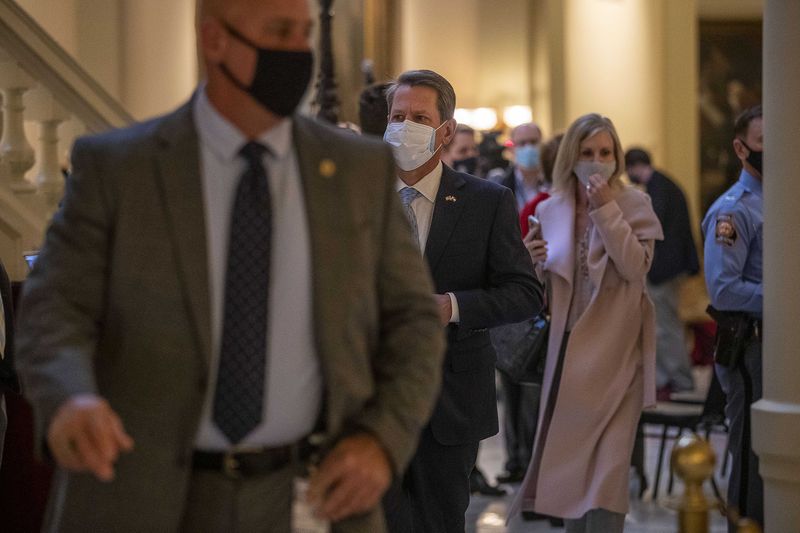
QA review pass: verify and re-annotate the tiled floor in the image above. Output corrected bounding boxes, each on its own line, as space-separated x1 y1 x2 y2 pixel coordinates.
465 370 729 532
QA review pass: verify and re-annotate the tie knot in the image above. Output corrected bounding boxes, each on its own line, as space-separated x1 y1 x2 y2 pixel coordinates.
399 186 421 207
239 141 269 166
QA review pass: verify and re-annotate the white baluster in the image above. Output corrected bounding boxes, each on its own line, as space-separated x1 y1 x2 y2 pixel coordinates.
27 87 70 213
0 60 37 193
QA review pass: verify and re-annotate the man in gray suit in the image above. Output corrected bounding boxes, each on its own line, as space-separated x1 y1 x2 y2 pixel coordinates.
15 0 444 531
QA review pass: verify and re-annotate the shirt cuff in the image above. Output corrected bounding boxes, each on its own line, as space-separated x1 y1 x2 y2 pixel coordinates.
447 292 460 323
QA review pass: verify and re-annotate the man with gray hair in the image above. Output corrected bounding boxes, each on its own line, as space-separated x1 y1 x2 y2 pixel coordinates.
382 69 542 532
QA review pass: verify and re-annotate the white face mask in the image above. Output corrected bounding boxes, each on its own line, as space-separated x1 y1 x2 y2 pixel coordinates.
573 160 616 186
383 120 446 171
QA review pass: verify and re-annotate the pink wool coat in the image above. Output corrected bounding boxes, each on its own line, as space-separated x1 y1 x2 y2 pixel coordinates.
510 186 663 519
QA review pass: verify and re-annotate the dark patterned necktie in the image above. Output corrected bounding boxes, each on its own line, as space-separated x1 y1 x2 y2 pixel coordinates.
213 141 272 444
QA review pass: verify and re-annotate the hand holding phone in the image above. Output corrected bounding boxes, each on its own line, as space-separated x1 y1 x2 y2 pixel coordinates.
525 215 547 266
527 215 541 237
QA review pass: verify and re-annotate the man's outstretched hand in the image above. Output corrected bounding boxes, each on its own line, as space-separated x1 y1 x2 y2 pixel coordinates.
47 393 134 481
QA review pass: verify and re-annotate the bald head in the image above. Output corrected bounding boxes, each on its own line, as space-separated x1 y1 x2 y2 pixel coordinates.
198 0 313 137
198 0 312 69
511 123 542 147
199 0 256 19
198 0 312 31
198 0 233 24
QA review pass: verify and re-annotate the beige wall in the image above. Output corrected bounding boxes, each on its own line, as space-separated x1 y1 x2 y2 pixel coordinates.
563 0 664 160
76 0 123 100
663 1 700 232
474 1 532 111
399 0 481 107
398 0 534 114
562 0 700 225
396 0 701 220
15 0 80 57
120 0 197 120
16 0 197 120
529 0 566 136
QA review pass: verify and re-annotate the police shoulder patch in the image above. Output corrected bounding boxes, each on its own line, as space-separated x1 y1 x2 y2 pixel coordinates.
715 213 737 246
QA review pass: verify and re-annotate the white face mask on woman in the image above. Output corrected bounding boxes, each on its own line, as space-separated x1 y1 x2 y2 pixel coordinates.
384 120 446 171
573 160 616 186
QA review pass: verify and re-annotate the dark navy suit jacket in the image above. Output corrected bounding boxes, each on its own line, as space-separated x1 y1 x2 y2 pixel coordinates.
646 170 699 284
425 165 542 445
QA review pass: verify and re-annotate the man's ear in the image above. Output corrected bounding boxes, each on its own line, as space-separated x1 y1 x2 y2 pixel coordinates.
732 138 747 161
441 118 457 146
200 17 228 64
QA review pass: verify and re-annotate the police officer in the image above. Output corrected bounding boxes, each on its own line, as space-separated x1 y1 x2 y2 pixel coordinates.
702 104 763 530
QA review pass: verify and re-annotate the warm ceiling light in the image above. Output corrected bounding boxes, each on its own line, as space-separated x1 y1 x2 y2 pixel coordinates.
471 107 498 131
454 108 474 127
503 105 533 128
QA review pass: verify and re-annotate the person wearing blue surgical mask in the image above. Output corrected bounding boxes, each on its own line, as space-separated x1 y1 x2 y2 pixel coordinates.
491 122 545 212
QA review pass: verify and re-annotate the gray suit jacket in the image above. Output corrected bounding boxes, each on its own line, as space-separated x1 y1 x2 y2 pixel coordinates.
16 99 444 532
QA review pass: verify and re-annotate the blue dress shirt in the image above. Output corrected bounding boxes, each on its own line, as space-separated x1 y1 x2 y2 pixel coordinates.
702 169 763 317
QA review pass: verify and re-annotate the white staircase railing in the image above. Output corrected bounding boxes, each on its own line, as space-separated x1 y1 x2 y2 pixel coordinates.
0 0 134 279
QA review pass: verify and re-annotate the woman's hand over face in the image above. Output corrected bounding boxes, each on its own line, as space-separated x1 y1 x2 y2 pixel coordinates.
585 174 615 209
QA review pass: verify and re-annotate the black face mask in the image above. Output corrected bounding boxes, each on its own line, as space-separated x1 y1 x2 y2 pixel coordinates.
453 156 478 175
220 22 313 117
739 139 763 175
627 171 642 184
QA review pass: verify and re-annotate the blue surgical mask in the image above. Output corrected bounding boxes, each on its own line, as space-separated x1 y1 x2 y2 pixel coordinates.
515 144 540 169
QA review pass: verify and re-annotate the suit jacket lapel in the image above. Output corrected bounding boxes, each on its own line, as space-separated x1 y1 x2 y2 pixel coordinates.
425 166 466 272
153 101 212 369
293 116 353 408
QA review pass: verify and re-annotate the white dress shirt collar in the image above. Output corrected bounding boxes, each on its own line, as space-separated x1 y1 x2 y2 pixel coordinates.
395 161 443 199
195 87 293 161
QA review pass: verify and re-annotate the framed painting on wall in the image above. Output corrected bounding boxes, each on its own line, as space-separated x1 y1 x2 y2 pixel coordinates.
698 20 762 213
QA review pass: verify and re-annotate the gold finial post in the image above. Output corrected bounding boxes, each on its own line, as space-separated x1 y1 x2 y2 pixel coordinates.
671 433 716 533
736 518 762 533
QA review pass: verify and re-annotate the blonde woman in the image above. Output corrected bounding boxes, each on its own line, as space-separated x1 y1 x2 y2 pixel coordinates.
511 114 663 532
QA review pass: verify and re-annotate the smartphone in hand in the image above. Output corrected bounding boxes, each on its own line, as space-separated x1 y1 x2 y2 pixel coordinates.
527 215 541 237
